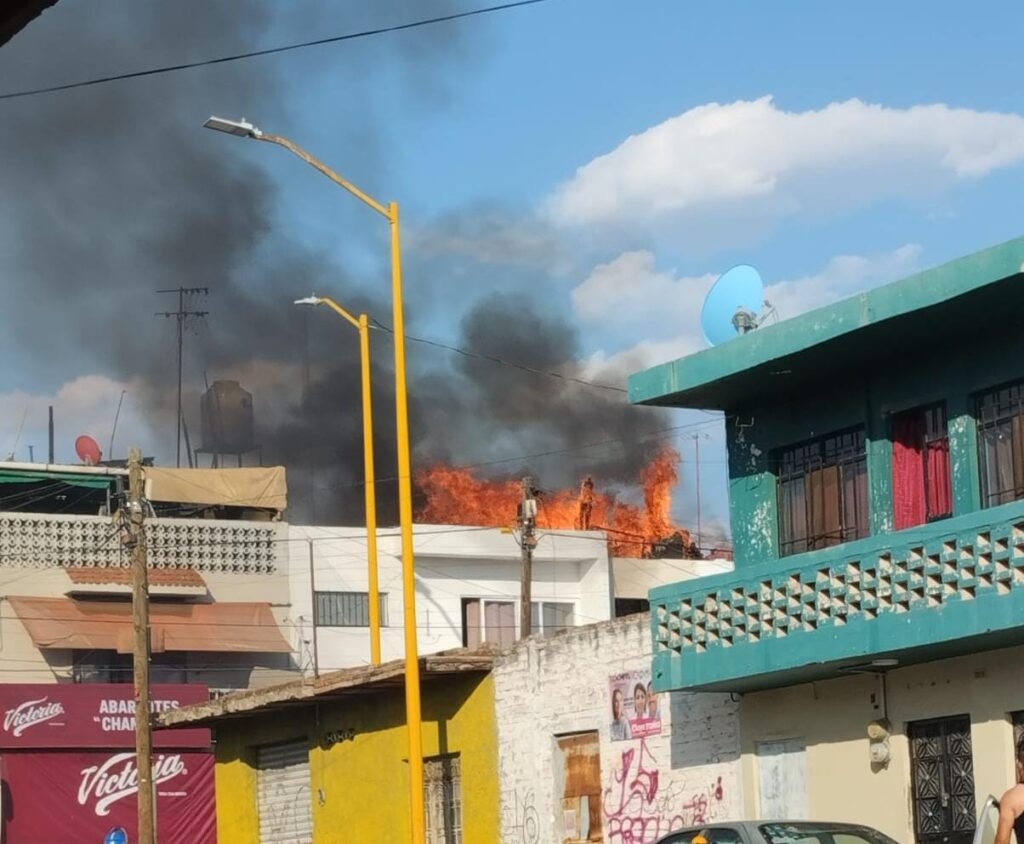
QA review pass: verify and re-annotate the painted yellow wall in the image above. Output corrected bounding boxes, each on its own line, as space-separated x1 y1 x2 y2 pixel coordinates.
739 645 1024 841
213 671 499 844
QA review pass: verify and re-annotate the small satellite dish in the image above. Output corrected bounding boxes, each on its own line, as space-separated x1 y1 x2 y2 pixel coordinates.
74 435 102 466
701 265 775 346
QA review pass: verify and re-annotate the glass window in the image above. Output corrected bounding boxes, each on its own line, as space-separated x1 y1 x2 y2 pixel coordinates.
775 427 869 557
758 823 898 844
530 601 575 636
314 591 388 627
977 381 1024 507
72 649 186 683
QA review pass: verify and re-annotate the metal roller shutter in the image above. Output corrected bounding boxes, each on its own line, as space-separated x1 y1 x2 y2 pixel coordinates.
257 740 313 844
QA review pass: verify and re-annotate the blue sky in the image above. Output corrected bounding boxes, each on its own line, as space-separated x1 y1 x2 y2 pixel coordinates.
3 0 1024 541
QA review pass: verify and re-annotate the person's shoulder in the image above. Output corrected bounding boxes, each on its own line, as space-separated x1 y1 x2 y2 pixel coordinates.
1002 783 1024 809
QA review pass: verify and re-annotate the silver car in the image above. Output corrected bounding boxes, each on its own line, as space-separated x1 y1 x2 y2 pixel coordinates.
656 821 900 844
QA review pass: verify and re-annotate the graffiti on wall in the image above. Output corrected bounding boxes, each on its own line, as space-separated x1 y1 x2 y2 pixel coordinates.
502 786 540 844
603 737 727 844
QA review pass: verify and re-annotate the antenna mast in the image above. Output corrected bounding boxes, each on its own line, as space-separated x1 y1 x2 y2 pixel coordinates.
156 287 209 467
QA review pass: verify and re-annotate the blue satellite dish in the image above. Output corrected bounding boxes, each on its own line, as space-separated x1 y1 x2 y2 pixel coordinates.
700 264 765 346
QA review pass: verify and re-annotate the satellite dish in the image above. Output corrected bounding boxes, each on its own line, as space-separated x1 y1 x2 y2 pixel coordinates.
701 265 772 346
74 435 102 466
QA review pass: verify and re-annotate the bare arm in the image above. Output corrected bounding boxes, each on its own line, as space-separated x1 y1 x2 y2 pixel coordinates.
996 803 1016 844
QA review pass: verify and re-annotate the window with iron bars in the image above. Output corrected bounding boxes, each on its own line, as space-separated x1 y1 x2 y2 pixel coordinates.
424 753 462 844
977 380 1024 507
775 427 869 557
314 591 388 627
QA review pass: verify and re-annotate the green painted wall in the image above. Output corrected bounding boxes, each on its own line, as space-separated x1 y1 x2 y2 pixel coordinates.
725 332 1024 572
650 496 1024 691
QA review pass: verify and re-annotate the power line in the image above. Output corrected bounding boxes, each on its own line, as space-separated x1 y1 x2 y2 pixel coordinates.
0 0 553 102
372 321 627 394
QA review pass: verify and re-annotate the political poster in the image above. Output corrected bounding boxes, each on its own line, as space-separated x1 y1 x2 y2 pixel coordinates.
608 669 662 742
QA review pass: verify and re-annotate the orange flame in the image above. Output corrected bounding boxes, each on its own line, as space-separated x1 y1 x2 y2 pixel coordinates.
415 445 691 556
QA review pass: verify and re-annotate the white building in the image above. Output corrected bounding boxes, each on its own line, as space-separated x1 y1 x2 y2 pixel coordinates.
0 461 299 692
286 525 736 673
288 525 615 671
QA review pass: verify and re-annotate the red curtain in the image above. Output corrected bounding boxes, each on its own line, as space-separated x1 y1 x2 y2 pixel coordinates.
893 413 926 530
926 437 953 519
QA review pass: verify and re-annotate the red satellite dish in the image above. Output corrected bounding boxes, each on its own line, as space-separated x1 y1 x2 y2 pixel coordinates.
74 435 102 466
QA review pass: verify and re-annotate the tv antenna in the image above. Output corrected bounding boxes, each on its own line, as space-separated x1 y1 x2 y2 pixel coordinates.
700 265 778 346
156 287 209 467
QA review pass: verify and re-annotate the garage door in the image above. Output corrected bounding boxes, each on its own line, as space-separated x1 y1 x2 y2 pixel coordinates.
257 740 313 844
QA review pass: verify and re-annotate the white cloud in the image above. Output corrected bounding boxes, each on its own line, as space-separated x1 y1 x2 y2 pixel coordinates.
548 97 1024 228
0 375 151 464
764 243 923 317
576 243 923 375
571 250 716 324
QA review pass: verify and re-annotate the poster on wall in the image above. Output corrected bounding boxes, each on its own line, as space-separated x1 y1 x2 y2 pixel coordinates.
608 669 661 741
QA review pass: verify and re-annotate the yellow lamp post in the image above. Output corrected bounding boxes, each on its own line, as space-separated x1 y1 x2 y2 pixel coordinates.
204 116 426 842
294 295 382 666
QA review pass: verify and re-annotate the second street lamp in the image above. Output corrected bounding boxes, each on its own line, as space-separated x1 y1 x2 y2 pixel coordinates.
204 115 427 842
294 295 382 666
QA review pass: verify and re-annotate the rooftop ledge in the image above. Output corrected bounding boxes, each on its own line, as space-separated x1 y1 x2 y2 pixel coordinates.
650 497 1024 693
629 235 1024 410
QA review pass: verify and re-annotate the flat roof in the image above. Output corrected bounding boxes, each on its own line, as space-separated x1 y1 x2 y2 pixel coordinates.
157 648 495 728
629 235 1024 410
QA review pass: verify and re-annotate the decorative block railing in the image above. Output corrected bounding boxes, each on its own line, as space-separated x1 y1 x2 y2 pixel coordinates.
0 512 279 574
651 499 1024 690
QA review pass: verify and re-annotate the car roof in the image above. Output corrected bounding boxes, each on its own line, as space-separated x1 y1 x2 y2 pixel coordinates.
660 820 885 841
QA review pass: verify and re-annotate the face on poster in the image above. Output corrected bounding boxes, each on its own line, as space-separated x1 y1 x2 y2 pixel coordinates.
608 669 662 741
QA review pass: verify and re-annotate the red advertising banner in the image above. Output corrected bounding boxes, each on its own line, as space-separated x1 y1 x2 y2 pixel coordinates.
0 684 210 749
1 750 216 843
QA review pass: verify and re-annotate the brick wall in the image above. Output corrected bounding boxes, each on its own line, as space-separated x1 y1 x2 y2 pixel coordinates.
494 614 742 844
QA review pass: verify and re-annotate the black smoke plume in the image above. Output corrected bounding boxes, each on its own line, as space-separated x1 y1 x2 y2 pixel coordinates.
0 1 672 525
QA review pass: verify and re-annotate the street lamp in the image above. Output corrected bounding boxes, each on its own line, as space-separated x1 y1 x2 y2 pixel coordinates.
294 295 382 667
206 116 426 842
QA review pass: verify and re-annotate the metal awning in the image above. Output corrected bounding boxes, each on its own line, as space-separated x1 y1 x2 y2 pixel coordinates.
7 596 292 654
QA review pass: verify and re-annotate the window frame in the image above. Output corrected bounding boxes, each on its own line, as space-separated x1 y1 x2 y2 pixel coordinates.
313 590 389 628
890 401 953 528
461 597 517 648
774 425 869 557
530 600 575 636
975 379 1024 508
424 752 463 844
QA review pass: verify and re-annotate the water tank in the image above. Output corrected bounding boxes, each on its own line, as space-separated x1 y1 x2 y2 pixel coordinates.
200 380 255 455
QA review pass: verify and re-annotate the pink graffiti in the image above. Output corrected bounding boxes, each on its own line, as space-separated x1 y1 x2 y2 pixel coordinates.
603 741 726 844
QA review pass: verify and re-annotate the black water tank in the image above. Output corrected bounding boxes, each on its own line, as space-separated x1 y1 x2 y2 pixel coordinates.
200 380 255 454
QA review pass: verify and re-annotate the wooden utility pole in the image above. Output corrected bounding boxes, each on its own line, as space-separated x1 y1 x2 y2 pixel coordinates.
128 447 155 844
518 477 537 639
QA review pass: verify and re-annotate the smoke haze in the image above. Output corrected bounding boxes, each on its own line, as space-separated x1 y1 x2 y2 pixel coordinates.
0 1 673 525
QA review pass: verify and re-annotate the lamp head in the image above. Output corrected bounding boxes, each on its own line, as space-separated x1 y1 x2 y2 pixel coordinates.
293 296 322 306
203 116 262 138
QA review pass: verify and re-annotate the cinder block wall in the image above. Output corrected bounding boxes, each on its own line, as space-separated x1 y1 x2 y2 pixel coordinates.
494 614 743 843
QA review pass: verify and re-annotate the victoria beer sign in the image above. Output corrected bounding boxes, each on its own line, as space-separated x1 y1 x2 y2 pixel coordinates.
0 684 215 843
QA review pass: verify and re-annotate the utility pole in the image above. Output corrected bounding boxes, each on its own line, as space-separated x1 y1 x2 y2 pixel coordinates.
156 287 209 467
127 447 155 844
518 477 537 639
689 433 709 555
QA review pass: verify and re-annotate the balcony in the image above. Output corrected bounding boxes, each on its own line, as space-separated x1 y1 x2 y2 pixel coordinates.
651 498 1024 692
0 512 280 574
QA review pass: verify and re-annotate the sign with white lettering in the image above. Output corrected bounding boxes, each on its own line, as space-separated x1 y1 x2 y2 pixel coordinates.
1 750 215 843
0 684 209 748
